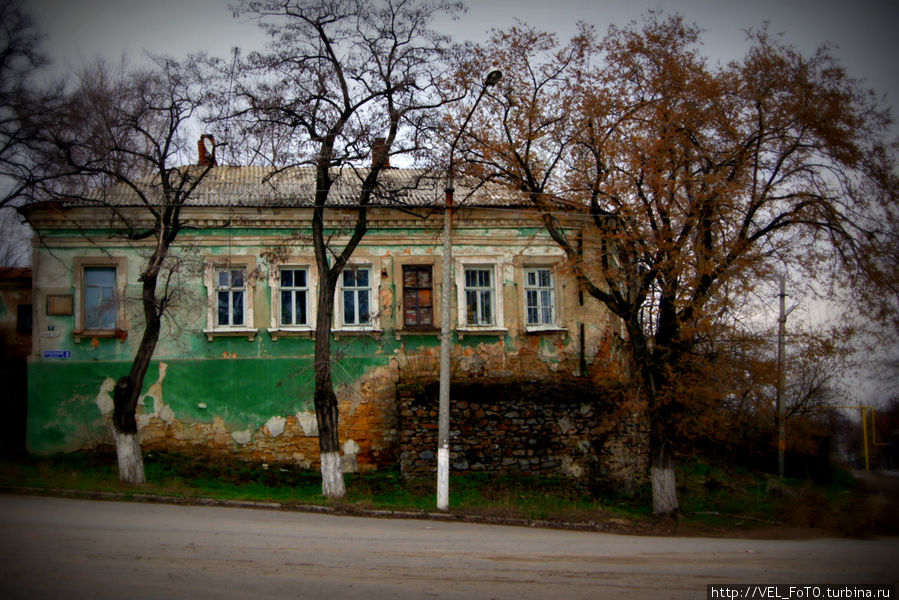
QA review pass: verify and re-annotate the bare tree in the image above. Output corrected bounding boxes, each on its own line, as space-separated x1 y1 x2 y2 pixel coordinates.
221 0 461 497
29 57 217 483
452 15 898 513
0 0 48 211
0 207 30 266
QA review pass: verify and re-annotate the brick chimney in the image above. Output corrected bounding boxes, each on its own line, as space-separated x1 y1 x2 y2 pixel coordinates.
372 137 390 168
198 134 217 167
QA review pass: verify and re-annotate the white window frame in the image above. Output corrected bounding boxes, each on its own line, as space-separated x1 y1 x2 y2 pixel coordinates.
203 256 258 341
454 258 506 334
72 256 128 342
524 266 557 328
269 262 317 339
216 267 247 327
515 257 567 333
334 259 382 332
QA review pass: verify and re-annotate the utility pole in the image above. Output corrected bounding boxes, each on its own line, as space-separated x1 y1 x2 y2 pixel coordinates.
437 70 501 511
776 275 798 477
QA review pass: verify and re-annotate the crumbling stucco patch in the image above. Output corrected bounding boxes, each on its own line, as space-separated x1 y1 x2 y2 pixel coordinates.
341 439 360 473
231 429 252 445
95 378 115 418
296 410 318 436
265 416 287 437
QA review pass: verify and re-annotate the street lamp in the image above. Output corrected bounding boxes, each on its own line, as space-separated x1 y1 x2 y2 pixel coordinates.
437 69 501 511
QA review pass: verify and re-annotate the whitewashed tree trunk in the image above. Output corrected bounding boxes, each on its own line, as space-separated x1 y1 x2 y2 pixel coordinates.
320 452 346 498
651 464 678 515
115 432 146 484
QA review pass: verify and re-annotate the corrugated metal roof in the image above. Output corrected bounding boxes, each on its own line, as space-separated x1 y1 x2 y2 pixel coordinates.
81 166 528 209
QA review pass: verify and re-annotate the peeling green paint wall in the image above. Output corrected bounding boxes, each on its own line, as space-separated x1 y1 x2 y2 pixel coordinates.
27 353 392 454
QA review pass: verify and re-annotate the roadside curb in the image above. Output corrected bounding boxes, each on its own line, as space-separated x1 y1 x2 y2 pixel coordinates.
0 485 622 533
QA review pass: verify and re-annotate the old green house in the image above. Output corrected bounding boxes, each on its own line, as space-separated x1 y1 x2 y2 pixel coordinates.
24 142 646 487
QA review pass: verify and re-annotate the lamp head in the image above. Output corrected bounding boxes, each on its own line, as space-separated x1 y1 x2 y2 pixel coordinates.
484 70 502 87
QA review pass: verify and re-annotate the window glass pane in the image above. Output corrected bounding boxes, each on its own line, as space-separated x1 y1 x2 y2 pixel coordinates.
231 270 243 288
85 288 101 329
420 307 432 326
465 290 477 325
526 290 537 325
281 290 293 324
480 290 492 324
281 269 292 287
356 268 369 288
404 289 418 307
218 270 228 287
296 269 307 288
232 291 244 325
99 301 116 330
343 270 355 287
295 293 306 325
218 291 229 325
540 289 552 309
85 267 117 330
85 267 116 287
538 269 552 287
403 269 417 287
344 290 356 324
358 290 370 323
526 271 536 286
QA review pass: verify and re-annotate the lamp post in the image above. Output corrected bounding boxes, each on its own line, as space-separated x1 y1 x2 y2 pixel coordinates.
437 69 501 511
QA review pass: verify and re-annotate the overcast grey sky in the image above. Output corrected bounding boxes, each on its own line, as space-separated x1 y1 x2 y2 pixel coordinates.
25 0 899 112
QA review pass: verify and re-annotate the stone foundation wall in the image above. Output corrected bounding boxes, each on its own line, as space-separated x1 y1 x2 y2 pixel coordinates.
397 377 649 490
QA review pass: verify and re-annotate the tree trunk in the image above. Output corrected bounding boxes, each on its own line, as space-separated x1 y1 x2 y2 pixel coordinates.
114 430 145 484
650 436 678 515
625 314 681 515
313 275 346 499
111 268 163 484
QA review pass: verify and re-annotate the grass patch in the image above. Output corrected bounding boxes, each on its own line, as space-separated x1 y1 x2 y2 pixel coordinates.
0 450 876 536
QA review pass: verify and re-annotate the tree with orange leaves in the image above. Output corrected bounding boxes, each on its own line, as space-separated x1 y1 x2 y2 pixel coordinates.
450 14 898 514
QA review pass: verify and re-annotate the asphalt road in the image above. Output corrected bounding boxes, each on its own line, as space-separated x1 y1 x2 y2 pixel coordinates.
0 494 895 600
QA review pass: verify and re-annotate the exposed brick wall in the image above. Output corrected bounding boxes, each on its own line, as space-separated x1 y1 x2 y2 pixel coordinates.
397 377 648 491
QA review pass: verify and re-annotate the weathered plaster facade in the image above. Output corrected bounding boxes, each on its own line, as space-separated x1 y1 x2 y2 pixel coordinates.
24 166 645 486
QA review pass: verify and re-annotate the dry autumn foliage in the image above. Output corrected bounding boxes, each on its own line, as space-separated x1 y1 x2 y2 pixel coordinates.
448 14 899 514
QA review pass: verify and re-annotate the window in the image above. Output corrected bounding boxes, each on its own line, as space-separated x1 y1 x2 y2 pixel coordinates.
454 260 505 333
84 267 117 330
268 262 316 339
334 260 382 332
524 267 555 327
216 268 246 327
280 267 309 326
342 266 371 326
402 265 433 329
203 256 258 341
464 267 493 326
73 256 127 340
